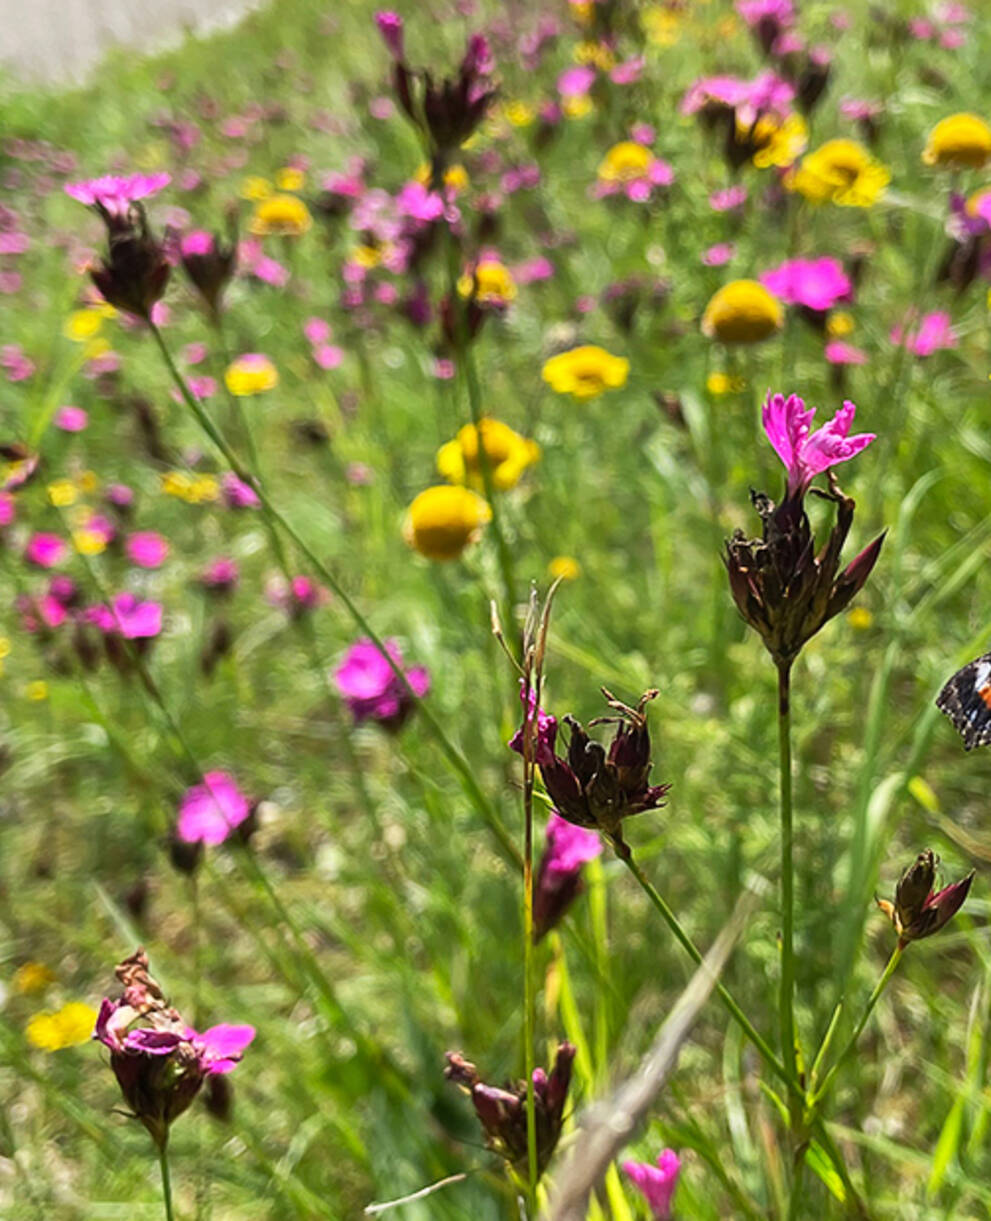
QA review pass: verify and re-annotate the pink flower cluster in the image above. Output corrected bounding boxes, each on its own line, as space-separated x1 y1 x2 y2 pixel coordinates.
333 637 430 728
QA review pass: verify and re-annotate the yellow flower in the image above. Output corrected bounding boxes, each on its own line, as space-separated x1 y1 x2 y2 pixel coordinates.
563 96 594 120
847 607 873 630
574 41 615 70
350 244 382 269
249 194 312 237
13 962 56 995
504 100 536 127
72 528 108 556
706 372 731 395
225 354 279 396
47 479 78 508
240 176 272 201
643 7 682 46
787 139 890 207
77 470 100 494
827 311 855 338
457 259 517 307
403 486 492 561
275 166 306 191
26 1002 97 1052
701 280 783 344
436 419 540 491
541 345 630 399
750 114 808 170
923 113 991 169
414 163 470 193
25 681 48 702
569 0 595 26
598 141 653 184
0 637 10 660
161 471 220 504
549 555 581 581
63 310 103 342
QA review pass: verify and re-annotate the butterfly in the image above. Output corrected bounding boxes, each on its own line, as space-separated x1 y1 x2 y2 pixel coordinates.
936 652 991 749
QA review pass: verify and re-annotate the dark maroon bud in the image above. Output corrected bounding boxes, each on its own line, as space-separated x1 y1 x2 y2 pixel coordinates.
877 850 975 945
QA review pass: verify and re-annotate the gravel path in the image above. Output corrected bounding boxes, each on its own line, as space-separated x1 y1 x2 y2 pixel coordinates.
0 0 262 85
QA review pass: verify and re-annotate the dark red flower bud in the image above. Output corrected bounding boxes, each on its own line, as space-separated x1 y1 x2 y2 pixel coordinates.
90 202 170 321
877 850 975 946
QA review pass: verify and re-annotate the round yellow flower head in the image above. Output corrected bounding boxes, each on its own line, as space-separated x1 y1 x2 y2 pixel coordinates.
548 555 582 581
504 100 536 127
403 486 492 561
13 962 56 995
827 310 855 338
436 418 540 490
26 1002 97 1052
598 141 654 184
249 193 312 237
225 353 279 396
750 114 808 170
847 606 873 630
275 166 306 191
701 280 783 344
240 176 272 201
63 310 103 342
787 139 890 207
643 7 682 46
541 345 630 400
923 113 991 169
458 259 517 307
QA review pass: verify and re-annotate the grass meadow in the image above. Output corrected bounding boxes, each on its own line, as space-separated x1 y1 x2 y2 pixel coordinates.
2 0 991 1217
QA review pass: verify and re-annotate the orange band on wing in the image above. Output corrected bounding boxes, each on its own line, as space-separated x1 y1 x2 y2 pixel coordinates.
979 684 991 709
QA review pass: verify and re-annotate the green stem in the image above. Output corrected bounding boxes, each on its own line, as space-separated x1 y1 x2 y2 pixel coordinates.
811 943 903 1109
522 710 538 1212
611 839 793 1090
777 661 798 1097
149 323 521 870
158 1139 176 1221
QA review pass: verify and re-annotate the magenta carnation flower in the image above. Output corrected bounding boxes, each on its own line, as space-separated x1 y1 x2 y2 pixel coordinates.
54 405 88 432
87 593 163 639
825 340 867 365
177 771 251 845
890 311 957 357
622 1149 681 1220
533 813 602 940
0 492 14 528
333 637 430 728
65 172 171 218
762 392 875 497
125 531 169 569
24 532 67 568
93 948 253 1150
760 257 852 312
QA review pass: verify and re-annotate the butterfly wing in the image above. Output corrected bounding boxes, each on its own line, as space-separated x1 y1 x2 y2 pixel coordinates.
936 651 991 750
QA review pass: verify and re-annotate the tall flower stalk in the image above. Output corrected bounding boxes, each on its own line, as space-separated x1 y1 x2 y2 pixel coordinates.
724 390 882 1193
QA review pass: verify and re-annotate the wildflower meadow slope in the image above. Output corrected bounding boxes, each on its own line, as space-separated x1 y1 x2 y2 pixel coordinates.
3 0 991 1218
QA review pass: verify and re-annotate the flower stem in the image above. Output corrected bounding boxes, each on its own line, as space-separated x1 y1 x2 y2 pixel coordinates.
158 1139 176 1221
610 838 793 1090
811 943 903 1109
521 688 540 1211
148 322 521 870
777 661 798 1101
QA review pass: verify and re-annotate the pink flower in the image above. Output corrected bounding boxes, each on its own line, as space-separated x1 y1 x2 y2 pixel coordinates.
1 344 34 381
88 593 163 639
558 65 595 97
533 813 602 940
736 0 794 27
221 472 260 509
762 392 875 497
891 311 957 357
622 1149 681 1220
267 574 328 617
374 10 405 60
709 185 748 211
0 492 13 528
177 771 251 845
313 343 344 369
200 556 239 591
183 342 208 365
760 257 852 312
126 532 169 568
514 256 554 284
64 172 170 217
105 483 134 508
824 340 867 365
333 637 430 727
396 181 445 223
193 1024 257 1074
25 532 67 568
180 230 214 258
303 316 331 345
54 405 88 432
702 242 735 267
610 57 644 85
